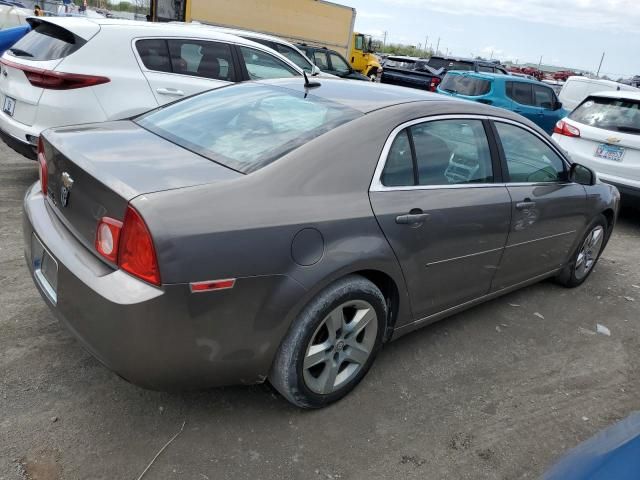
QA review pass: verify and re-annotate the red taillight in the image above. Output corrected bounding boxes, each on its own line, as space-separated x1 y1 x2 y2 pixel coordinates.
0 58 110 90
553 120 580 138
117 205 161 286
429 77 441 92
95 217 123 263
37 137 47 195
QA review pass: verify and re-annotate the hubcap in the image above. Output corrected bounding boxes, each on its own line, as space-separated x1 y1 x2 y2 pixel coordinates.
575 225 605 280
303 300 378 395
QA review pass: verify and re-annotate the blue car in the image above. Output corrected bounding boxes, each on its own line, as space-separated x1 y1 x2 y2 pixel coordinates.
437 71 568 134
0 24 30 56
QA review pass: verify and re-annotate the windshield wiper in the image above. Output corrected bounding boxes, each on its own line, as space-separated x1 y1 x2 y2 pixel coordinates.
616 125 640 134
8 48 33 58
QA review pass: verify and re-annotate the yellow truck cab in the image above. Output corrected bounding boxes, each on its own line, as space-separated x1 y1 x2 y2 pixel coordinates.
350 33 382 80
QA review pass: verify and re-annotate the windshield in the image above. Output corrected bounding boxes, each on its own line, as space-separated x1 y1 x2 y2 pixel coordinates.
384 59 416 69
8 22 85 61
440 73 492 96
136 84 362 173
569 96 640 135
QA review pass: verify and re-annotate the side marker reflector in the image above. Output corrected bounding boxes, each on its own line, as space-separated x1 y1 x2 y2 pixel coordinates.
190 278 236 293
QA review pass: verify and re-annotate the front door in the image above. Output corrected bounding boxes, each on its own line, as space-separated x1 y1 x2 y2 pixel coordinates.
370 118 511 320
490 121 588 290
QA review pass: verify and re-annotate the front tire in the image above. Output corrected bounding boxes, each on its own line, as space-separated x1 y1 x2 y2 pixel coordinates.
270 275 387 408
556 214 608 288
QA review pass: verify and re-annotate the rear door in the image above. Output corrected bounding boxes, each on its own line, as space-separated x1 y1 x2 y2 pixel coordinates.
370 117 511 319
532 83 562 133
135 38 235 105
0 19 98 127
490 120 588 290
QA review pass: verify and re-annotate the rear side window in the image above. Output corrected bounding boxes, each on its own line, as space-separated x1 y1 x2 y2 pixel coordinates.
381 119 493 186
8 22 86 61
136 83 361 173
168 40 235 81
569 96 640 135
506 81 533 105
239 46 298 80
136 39 171 73
329 52 350 74
427 58 474 71
440 74 491 96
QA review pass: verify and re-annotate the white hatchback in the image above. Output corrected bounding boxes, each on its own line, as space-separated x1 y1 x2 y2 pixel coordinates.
0 17 302 158
552 91 640 205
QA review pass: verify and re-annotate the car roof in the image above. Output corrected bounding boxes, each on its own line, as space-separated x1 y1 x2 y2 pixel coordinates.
446 70 543 84
430 55 499 65
188 24 300 50
587 90 640 101
258 77 503 114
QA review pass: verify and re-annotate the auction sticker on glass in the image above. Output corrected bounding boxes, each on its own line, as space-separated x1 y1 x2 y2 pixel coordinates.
2 95 16 117
31 234 58 304
595 143 625 162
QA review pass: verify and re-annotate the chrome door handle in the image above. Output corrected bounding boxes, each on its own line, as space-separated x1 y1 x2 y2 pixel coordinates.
516 201 536 210
156 87 185 96
396 213 430 225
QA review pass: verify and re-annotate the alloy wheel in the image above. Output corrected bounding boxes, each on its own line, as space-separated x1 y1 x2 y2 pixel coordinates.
575 225 605 280
303 300 378 395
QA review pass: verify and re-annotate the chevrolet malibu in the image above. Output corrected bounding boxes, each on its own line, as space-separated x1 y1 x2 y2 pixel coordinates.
24 78 619 408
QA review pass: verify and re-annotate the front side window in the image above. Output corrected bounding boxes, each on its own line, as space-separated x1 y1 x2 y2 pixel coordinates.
381 119 493 187
354 34 364 51
569 96 640 135
136 84 361 173
506 82 534 106
168 40 235 81
275 44 313 72
329 53 350 74
239 46 298 80
533 85 555 109
495 122 566 183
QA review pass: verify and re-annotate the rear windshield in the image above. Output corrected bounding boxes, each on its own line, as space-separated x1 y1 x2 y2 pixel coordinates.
384 59 416 69
427 58 474 71
136 83 362 173
440 73 492 96
8 22 85 61
570 96 640 135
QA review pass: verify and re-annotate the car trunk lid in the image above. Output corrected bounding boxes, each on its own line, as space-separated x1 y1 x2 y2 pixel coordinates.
42 120 242 257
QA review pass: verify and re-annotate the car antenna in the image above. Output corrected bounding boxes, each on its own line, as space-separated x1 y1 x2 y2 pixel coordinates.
303 70 321 89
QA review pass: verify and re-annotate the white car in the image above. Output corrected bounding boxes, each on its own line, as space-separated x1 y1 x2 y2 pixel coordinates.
558 76 639 111
552 91 640 205
0 17 303 159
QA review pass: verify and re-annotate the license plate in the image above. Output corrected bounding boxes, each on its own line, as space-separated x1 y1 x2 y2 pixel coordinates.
595 143 625 162
32 234 58 304
2 95 16 117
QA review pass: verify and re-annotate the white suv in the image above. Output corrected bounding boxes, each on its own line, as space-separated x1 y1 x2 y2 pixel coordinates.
0 17 302 159
552 91 640 205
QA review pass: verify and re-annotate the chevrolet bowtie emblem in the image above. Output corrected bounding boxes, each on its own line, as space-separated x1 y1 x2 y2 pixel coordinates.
606 137 621 144
61 172 74 189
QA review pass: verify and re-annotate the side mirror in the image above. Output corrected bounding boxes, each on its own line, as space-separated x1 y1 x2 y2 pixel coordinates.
569 163 596 186
311 65 321 76
554 101 563 111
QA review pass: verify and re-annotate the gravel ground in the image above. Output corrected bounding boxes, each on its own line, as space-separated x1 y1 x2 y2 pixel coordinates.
1 141 639 480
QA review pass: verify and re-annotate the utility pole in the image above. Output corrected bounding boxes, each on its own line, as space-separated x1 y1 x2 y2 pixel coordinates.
596 51 605 77
490 49 494 60
383 31 388 48
424 35 428 56
538 55 543 68
436 37 440 55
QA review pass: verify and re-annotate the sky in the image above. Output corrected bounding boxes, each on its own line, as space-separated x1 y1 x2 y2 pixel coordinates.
345 0 640 78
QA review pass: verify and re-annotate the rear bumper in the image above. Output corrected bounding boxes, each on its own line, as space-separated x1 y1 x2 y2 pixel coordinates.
599 177 640 206
0 122 36 159
23 183 305 390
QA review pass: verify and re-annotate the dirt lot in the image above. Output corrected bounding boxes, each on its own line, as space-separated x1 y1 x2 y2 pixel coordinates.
1 141 639 480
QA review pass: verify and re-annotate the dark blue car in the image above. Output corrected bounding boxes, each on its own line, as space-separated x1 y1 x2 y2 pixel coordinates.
437 71 568 134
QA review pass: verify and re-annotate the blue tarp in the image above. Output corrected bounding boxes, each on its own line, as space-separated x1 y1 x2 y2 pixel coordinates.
0 24 29 55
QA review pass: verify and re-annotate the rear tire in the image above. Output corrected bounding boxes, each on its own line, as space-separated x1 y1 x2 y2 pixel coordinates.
555 214 608 288
270 275 387 409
